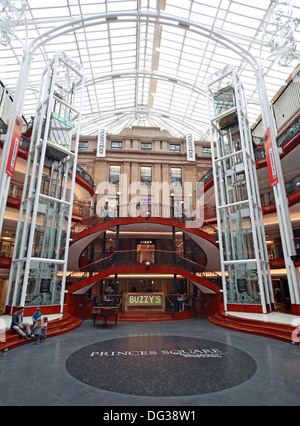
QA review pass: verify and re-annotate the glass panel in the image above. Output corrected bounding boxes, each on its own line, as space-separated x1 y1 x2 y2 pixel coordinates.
39 158 73 202
111 141 123 150
171 168 182 187
109 165 121 184
25 261 64 306
14 261 26 307
7 262 19 305
140 166 152 186
48 111 73 149
220 204 255 261
170 144 181 152
105 198 117 217
202 147 211 157
213 85 236 116
33 197 70 259
25 147 42 200
15 200 35 259
225 262 261 305
141 142 152 151
137 244 155 263
79 140 89 151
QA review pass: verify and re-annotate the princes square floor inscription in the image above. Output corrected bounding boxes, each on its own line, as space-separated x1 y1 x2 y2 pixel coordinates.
65 335 257 397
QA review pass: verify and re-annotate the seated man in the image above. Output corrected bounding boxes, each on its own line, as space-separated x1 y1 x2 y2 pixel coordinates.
10 306 33 339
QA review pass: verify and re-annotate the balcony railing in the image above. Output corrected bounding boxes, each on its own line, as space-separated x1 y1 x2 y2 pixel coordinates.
4 134 95 191
260 172 300 207
70 202 219 239
199 118 300 187
66 249 222 289
267 236 300 260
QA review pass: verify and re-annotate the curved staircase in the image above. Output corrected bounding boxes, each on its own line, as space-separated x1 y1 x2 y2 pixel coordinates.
209 311 299 345
118 310 195 322
119 311 174 322
0 314 82 353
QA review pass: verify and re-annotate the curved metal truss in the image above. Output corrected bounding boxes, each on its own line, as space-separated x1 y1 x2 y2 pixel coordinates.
0 0 299 139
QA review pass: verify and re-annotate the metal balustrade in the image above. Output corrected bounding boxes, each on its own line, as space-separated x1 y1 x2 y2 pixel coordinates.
70 202 219 239
66 249 222 289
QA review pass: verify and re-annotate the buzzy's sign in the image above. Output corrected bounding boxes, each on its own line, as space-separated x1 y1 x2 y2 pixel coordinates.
127 293 163 307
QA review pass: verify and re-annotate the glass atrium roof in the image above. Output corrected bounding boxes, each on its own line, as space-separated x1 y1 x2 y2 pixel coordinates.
0 0 299 140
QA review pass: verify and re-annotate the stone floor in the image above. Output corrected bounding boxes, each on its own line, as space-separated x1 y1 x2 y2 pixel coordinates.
1 317 300 407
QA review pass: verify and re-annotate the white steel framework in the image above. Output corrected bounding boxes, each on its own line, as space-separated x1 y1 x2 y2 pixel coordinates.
0 1 299 313
6 51 84 312
207 65 273 313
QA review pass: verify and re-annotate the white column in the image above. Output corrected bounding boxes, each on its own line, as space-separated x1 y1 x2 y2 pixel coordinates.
0 50 32 237
256 69 300 307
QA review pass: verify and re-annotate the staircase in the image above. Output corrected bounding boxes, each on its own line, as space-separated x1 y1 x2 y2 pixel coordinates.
209 311 299 345
118 311 174 322
0 314 82 353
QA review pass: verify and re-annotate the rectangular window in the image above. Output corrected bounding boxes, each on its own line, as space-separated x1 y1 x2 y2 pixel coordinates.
140 166 152 186
111 141 123 150
79 140 88 151
171 168 182 187
109 165 121 185
141 142 152 151
202 147 212 157
170 144 181 152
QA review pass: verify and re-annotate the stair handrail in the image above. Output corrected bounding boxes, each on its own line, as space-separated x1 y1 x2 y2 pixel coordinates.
66 249 222 288
70 205 219 240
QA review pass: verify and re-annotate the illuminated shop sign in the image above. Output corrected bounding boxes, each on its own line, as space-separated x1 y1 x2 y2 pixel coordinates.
127 293 163 306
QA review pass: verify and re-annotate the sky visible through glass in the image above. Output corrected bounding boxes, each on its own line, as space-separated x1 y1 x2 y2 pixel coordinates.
0 0 299 139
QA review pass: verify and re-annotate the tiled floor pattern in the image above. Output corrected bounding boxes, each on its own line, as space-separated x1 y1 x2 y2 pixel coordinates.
1 316 300 406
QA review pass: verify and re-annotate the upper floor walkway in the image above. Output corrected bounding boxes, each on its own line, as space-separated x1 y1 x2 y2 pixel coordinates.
68 212 220 272
66 249 222 296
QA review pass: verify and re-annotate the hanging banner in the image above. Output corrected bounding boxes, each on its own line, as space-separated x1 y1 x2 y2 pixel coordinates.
186 133 195 161
6 116 23 178
97 127 106 157
263 127 278 187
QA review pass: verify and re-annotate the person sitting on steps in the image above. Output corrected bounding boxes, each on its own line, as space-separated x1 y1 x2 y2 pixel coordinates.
10 307 33 339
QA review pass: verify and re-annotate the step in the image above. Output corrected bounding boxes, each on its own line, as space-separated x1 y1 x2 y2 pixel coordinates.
209 312 298 345
0 315 82 353
118 311 174 322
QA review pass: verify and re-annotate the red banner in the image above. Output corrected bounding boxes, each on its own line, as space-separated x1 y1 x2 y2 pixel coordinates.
6 116 23 178
263 127 278 187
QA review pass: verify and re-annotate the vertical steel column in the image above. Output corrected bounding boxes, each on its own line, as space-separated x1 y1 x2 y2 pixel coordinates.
207 65 272 314
6 51 84 313
0 51 32 237
256 69 300 307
